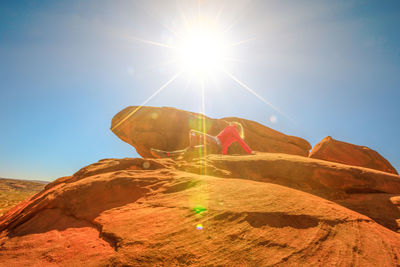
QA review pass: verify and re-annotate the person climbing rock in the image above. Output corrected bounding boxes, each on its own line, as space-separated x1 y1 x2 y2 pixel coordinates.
151 121 254 158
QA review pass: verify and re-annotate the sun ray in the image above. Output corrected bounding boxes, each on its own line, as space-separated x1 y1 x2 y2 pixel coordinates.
176 1 190 32
222 69 295 123
201 79 207 159
230 37 256 47
142 4 184 41
111 71 183 131
87 22 177 51
197 0 201 18
164 24 185 41
223 56 247 63
126 36 175 49
223 3 252 34
215 0 227 23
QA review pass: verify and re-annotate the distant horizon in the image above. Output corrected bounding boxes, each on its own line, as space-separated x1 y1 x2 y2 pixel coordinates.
0 176 49 183
1 0 399 181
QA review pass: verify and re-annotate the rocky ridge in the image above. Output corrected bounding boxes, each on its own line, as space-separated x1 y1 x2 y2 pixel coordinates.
1 106 399 266
1 154 400 266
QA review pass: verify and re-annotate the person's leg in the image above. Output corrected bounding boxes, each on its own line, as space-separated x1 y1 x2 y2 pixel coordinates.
204 133 218 144
151 145 206 158
190 130 218 144
151 147 188 158
189 130 221 153
152 130 221 158
189 129 205 147
189 129 196 147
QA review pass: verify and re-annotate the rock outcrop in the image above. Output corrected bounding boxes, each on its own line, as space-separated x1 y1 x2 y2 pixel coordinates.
110 106 311 158
1 108 399 266
310 136 398 175
1 153 400 266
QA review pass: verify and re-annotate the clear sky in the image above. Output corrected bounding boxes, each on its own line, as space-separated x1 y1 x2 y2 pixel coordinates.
1 0 399 181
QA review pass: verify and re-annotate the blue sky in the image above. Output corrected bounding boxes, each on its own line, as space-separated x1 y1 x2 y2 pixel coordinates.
1 0 399 181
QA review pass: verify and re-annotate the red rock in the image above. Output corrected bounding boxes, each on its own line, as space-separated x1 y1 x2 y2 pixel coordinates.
1 153 400 266
110 106 311 157
1 108 400 265
310 136 398 174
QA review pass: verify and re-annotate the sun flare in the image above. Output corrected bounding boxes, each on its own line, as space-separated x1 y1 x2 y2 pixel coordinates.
174 18 231 78
113 7 292 132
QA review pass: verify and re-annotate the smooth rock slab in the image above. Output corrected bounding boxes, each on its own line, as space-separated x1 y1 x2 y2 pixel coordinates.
310 136 398 174
110 106 311 157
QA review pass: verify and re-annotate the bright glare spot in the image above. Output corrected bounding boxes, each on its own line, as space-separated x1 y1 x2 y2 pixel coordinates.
193 204 207 214
175 18 231 78
151 112 159 120
142 161 150 169
196 223 203 230
269 115 277 124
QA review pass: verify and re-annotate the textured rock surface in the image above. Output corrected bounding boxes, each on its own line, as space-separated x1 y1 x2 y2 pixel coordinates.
1 153 400 266
110 106 311 158
310 136 398 175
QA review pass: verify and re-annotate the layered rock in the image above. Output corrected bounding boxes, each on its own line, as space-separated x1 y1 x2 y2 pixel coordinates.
1 107 400 265
310 136 398 175
110 106 311 157
1 153 400 266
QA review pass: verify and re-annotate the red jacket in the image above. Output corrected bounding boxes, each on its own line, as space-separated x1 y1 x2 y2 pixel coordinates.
216 125 252 155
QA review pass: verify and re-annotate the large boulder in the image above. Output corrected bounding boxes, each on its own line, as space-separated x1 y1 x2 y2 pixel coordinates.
110 106 311 157
310 136 398 175
1 153 400 266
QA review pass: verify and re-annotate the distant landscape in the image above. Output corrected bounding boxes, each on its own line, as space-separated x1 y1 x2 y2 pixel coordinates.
0 178 47 217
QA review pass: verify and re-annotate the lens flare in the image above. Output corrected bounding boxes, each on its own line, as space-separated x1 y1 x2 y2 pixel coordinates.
269 115 277 124
111 71 182 131
174 18 231 78
142 161 150 169
193 205 207 214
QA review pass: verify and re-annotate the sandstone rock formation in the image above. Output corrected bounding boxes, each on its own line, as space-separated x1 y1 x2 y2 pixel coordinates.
110 106 311 158
310 136 398 175
1 153 400 266
1 108 399 265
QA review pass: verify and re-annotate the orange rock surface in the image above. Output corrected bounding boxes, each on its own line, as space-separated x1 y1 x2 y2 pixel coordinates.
110 106 311 157
310 136 398 175
1 153 400 266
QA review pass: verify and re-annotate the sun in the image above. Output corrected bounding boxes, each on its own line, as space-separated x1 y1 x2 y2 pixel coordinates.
174 18 231 78
111 8 292 132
